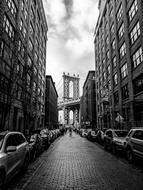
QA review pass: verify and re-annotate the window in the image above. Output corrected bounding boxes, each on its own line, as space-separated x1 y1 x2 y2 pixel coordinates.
102 46 105 55
133 74 143 94
103 72 106 82
16 62 23 77
35 37 39 50
3 15 15 40
101 33 104 42
16 62 20 75
111 39 115 52
20 19 27 38
34 67 37 76
6 0 17 18
130 21 140 44
21 0 24 11
108 80 111 91
28 57 32 67
33 81 36 92
111 24 114 36
18 40 24 57
119 42 126 58
105 36 109 47
30 22 34 37
31 7 35 22
107 65 110 76
23 27 26 38
114 91 119 104
20 19 23 31
116 4 123 22
121 63 128 79
24 8 28 20
106 50 109 61
128 0 138 22
113 73 118 86
27 74 31 86
118 23 124 39
5 135 17 148
109 8 113 22
0 41 4 57
121 84 129 99
115 0 119 6
109 0 113 10
15 134 25 145
29 39 33 52
105 20 108 34
132 47 143 68
132 130 143 140
112 56 117 68
21 0 28 21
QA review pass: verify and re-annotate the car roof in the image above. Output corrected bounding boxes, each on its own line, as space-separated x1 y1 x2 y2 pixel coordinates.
130 128 143 131
0 131 23 136
106 129 128 132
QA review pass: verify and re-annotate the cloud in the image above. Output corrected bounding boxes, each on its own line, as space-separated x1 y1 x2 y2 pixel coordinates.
63 0 73 19
43 0 99 95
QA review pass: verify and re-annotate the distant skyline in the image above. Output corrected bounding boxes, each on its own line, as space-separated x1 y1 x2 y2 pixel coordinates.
43 0 99 96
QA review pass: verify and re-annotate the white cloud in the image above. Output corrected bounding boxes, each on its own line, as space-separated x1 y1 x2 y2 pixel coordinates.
43 0 99 95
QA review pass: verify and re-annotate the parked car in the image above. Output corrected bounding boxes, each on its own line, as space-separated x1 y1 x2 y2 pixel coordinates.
95 129 106 145
112 130 128 154
81 129 88 137
104 129 128 153
40 129 50 149
29 133 44 161
87 130 97 141
125 128 143 162
50 130 57 142
0 131 30 188
79 129 84 136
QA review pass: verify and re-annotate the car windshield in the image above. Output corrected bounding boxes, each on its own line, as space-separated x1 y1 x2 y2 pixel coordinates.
0 135 4 150
114 131 128 137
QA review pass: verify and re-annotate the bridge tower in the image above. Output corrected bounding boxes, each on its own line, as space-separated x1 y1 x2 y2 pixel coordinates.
63 73 80 125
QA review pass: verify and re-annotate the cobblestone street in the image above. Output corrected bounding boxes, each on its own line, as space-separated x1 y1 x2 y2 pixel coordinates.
5 133 143 190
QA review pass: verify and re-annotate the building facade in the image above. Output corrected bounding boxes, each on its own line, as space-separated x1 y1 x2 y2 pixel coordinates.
45 75 58 129
94 0 143 129
80 71 96 128
0 0 48 134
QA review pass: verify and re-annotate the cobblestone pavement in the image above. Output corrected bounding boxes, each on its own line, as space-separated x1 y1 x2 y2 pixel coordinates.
5 132 143 190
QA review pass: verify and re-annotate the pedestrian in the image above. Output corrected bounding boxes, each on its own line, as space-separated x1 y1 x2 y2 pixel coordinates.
69 127 72 137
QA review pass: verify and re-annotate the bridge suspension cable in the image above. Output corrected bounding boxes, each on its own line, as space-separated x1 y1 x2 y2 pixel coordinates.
56 77 63 88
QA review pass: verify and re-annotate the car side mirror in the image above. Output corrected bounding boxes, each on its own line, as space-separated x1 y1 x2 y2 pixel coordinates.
6 146 16 153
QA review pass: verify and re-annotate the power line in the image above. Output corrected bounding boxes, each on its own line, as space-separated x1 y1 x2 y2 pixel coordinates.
56 77 63 88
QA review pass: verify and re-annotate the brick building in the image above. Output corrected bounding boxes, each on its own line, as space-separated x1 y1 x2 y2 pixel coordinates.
45 75 58 129
0 0 48 134
94 0 143 129
80 71 96 128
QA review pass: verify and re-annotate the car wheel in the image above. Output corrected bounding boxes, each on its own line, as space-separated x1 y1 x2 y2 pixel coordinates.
104 142 107 150
112 144 116 154
0 172 5 188
23 155 29 171
127 148 134 162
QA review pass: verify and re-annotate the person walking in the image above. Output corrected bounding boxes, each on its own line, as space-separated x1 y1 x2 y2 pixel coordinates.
69 127 72 137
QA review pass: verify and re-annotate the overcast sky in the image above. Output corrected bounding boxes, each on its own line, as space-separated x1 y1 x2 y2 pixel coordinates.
43 0 99 96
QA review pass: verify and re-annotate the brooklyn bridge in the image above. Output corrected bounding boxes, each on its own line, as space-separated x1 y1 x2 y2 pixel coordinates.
57 73 81 126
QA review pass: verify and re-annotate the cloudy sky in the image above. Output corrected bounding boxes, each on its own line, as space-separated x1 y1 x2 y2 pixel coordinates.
43 0 99 96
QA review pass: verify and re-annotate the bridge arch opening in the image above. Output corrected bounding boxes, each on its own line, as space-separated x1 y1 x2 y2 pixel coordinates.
69 81 73 98
69 110 73 124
